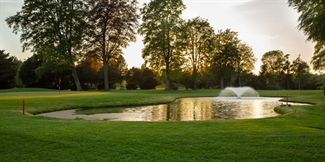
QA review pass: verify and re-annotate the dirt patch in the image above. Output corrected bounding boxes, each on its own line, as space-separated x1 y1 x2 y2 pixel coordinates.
37 109 149 121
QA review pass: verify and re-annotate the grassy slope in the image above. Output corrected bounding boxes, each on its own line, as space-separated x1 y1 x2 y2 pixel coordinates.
0 88 325 161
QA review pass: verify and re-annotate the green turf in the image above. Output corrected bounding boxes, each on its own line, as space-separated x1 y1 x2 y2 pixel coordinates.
1 88 325 161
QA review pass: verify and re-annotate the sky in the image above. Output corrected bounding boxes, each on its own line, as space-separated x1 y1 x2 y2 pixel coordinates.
0 0 314 74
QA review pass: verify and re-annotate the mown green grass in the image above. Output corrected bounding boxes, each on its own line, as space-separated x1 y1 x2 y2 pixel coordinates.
1 88 325 161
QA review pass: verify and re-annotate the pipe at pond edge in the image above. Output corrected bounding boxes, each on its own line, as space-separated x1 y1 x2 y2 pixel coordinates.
286 93 288 106
22 100 25 115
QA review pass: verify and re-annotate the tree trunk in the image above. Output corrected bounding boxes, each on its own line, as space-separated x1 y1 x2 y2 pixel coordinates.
237 71 241 87
193 68 198 90
165 63 171 90
220 77 224 89
71 67 82 91
166 104 171 121
103 60 109 90
165 72 171 90
237 62 241 87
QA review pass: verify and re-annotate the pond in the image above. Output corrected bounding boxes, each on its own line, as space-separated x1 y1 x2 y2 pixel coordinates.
38 97 299 121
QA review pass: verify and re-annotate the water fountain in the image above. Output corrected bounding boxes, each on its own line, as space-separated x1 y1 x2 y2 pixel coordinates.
218 86 259 98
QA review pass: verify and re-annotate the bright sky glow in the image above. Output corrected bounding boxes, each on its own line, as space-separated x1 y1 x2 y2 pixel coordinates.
0 0 314 74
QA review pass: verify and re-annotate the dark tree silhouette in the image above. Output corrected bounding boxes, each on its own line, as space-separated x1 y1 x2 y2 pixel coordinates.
0 50 19 89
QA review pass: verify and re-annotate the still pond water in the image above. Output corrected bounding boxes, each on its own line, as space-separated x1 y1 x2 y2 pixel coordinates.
39 97 289 121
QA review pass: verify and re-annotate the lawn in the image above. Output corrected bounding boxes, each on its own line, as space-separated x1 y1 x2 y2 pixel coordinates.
0 88 325 161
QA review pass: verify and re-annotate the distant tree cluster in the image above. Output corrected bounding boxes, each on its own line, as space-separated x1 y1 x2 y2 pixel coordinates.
15 52 148 90
2 0 324 90
258 50 319 90
125 67 157 90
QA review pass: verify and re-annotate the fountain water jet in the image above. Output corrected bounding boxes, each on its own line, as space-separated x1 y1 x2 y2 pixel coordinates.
218 86 259 98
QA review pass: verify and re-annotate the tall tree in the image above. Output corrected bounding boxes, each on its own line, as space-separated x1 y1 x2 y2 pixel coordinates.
180 17 215 89
282 54 292 89
261 50 286 89
291 54 310 90
87 0 139 90
211 29 240 88
6 0 90 91
235 43 256 87
138 0 186 90
258 64 268 89
0 50 19 89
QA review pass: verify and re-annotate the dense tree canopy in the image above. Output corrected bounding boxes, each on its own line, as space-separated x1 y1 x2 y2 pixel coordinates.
76 56 101 89
288 0 325 42
19 54 74 89
125 67 141 90
19 54 43 87
311 42 325 71
124 67 157 90
138 68 158 89
105 55 128 89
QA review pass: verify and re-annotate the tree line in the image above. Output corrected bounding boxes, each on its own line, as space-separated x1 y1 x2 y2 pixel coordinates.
1 47 323 90
2 0 324 90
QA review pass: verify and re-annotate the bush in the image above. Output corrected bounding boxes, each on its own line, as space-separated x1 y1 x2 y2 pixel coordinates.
126 83 138 90
97 82 116 90
266 84 278 90
172 83 179 90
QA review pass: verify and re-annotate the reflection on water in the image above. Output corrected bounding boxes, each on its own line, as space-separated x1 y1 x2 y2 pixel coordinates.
212 97 280 120
73 97 282 121
38 97 285 121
